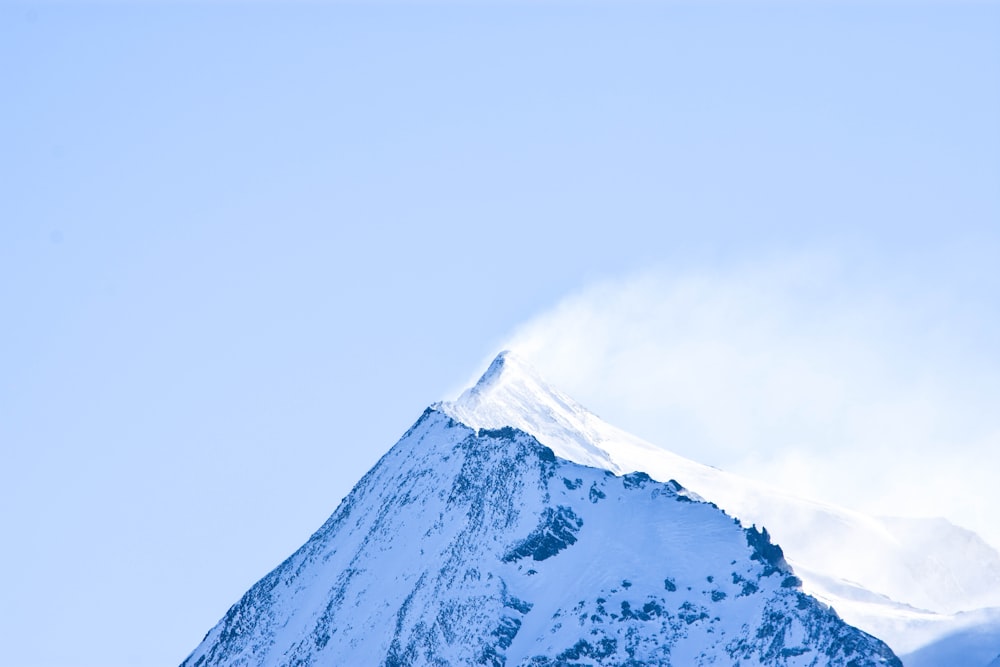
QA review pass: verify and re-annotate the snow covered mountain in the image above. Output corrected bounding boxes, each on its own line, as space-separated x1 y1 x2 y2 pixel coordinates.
438 352 1000 666
182 356 903 667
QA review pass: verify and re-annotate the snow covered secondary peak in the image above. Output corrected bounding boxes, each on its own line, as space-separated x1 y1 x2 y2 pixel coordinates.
439 352 1000 663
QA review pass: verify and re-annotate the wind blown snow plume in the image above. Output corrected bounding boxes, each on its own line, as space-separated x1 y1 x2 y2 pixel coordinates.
501 261 1000 551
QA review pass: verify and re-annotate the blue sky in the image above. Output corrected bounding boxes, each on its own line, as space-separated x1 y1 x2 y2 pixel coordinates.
2 2 998 665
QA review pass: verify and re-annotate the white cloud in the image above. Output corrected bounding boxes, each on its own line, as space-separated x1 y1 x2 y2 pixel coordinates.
502 256 1000 549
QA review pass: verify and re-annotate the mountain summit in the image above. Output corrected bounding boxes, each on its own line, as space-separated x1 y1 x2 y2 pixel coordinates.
182 353 904 666
439 351 622 472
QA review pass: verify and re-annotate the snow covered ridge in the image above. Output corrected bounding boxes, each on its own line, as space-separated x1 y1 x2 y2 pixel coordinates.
182 409 899 667
437 352 1000 665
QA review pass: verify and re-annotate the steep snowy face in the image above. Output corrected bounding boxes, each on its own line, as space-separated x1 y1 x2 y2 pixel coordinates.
437 352 1000 662
183 410 899 667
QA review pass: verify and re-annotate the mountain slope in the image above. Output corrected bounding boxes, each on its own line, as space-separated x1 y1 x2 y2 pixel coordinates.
437 352 1000 663
182 409 899 667
892 607 1000 667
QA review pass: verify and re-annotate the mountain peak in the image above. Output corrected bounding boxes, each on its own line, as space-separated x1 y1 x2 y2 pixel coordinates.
437 351 622 471
462 350 546 401
182 349 1000 666
471 349 526 390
